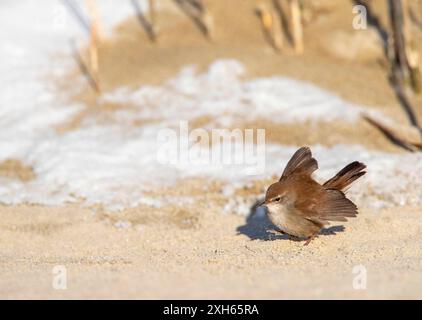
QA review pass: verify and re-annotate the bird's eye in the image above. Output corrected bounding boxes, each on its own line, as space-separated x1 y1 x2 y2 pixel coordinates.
274 197 282 202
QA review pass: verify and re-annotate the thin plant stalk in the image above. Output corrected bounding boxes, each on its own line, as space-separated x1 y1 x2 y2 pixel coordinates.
289 0 303 54
256 4 282 52
402 0 421 93
86 0 101 92
175 0 211 39
272 10 283 51
148 0 156 31
202 6 213 39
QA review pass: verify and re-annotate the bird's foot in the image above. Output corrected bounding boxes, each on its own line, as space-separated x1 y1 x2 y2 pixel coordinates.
304 233 318 246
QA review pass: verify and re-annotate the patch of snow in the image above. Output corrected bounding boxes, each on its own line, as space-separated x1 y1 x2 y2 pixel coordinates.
0 1 421 213
102 60 371 125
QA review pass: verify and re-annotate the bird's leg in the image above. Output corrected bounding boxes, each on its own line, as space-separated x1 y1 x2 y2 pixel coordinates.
304 233 318 246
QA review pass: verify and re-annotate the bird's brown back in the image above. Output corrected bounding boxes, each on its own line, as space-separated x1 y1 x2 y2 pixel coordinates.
281 171 359 223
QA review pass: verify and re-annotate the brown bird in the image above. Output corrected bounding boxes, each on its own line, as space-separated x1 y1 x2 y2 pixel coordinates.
261 146 366 245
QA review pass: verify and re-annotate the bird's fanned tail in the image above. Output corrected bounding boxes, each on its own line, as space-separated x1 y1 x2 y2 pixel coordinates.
323 161 366 192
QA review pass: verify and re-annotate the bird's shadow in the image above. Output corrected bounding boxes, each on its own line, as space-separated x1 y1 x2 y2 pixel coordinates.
236 199 345 242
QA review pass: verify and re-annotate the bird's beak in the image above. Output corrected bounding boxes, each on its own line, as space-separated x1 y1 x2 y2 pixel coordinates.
258 200 267 207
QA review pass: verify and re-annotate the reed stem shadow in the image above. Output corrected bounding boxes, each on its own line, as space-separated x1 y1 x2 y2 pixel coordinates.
131 0 157 42
173 0 210 39
61 0 91 34
70 39 100 93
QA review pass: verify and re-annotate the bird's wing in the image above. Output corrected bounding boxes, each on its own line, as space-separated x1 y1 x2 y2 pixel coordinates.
295 188 358 224
281 146 318 180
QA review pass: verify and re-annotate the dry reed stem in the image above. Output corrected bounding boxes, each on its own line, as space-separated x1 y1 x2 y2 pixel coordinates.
192 0 212 39
176 0 212 39
408 52 421 93
272 9 283 50
86 0 101 92
256 4 282 52
289 0 303 54
202 7 214 39
402 0 421 93
261 8 273 31
148 0 156 31
363 114 422 152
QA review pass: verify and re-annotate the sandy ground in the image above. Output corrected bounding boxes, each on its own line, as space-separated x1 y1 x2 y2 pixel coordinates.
1 0 422 299
1 204 421 299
